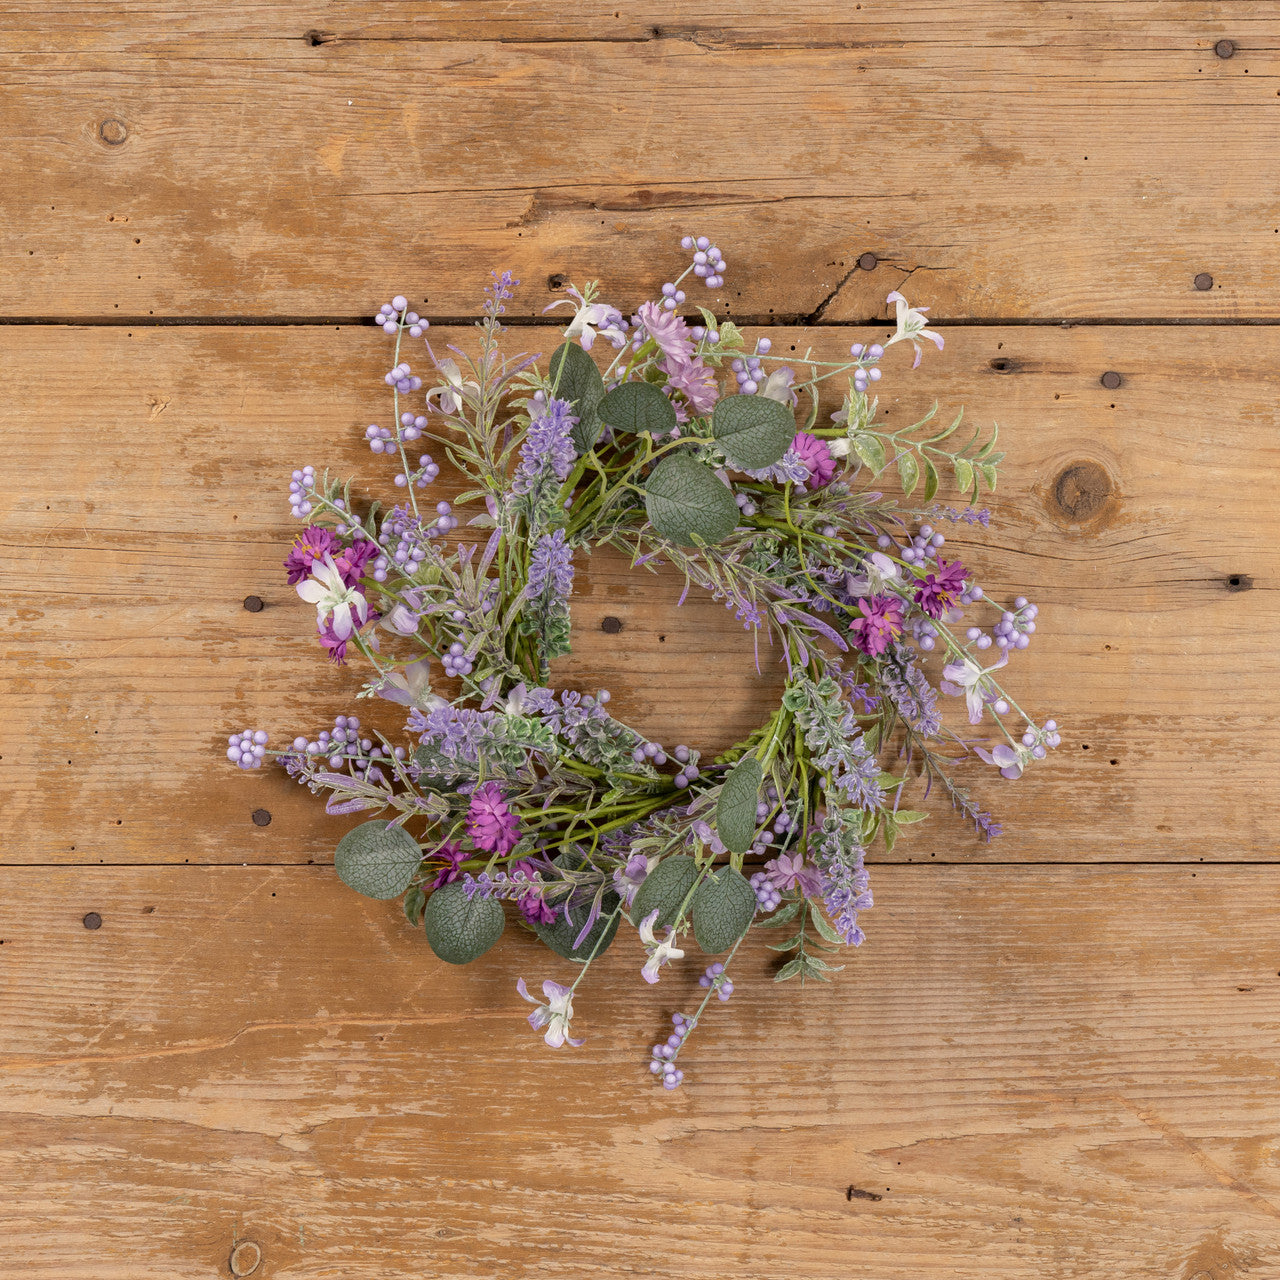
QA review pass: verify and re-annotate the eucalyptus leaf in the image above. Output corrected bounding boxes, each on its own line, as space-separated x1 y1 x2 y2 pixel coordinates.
711 394 796 470
549 340 605 453
630 854 699 930
597 379 677 436
643 454 740 546
422 880 505 965
334 821 422 900
716 754 762 854
691 867 757 954
532 893 622 962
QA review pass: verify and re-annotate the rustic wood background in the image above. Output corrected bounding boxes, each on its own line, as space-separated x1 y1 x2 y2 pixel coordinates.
3 3 1278 1277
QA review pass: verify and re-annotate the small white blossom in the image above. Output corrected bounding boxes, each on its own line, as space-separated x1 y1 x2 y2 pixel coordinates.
517 978 583 1047
426 358 480 416
886 290 945 368
638 909 685 984
543 286 624 351
373 658 446 712
940 650 1008 725
295 556 369 640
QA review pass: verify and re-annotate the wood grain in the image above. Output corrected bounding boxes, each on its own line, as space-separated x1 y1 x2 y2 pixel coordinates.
0 864 1277 1279
2 2 1278 318
3 324 1276 866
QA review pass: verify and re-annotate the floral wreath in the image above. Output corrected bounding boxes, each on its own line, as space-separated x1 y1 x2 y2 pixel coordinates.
227 238 1059 1088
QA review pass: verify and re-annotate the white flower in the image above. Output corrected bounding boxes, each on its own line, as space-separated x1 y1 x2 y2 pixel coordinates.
940 650 1008 725
543 286 624 351
426 358 480 416
974 742 1029 780
886 290 945 368
294 556 369 640
638 909 685 984
373 658 446 711
517 977 583 1048
844 551 900 597
828 437 852 458
758 367 798 407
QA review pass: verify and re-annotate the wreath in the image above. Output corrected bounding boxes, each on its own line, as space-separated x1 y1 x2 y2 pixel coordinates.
228 239 1059 1087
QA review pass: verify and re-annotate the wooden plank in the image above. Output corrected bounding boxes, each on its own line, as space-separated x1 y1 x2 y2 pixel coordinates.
0 864 1277 1278
2 323 1276 865
2 2 1278 318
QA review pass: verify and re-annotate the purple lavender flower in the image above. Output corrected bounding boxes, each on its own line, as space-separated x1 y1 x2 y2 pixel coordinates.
789 432 838 488
466 781 521 854
882 660 942 737
511 398 577 497
816 848 872 946
849 595 904 657
526 529 574 600
510 859 557 924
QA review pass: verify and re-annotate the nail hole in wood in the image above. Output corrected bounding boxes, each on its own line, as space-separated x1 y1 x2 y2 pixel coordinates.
989 358 1018 374
1225 574 1253 592
82 912 102 930
303 29 331 45
251 809 272 827
547 273 568 290
600 616 623 634
846 1185 883 1201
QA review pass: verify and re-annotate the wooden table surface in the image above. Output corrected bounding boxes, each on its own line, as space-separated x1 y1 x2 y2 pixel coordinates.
3 4 1278 1277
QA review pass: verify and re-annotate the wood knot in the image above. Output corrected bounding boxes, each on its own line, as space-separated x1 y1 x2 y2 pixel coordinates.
857 252 878 271
600 616 623 635
303 28 333 46
989 357 1019 374
1225 574 1254 592
98 118 128 146
228 1240 262 1277
1049 460 1114 525
546 273 568 291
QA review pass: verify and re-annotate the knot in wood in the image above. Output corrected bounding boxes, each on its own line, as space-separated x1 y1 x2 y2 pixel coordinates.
989 358 1019 375
98 118 128 146
1050 460 1113 524
229 1240 262 1276
546 273 568 291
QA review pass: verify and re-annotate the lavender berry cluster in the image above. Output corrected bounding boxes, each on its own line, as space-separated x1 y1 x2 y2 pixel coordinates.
227 240 1058 1087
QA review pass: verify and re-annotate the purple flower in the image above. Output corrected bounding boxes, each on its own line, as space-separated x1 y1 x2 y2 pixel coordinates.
333 538 377 588
790 432 837 488
516 977 583 1048
764 851 822 898
914 557 967 619
849 595 904 657
664 356 719 418
283 526 338 584
612 853 651 906
511 398 578 498
509 859 557 924
428 840 468 888
466 781 521 855
636 301 695 367
526 528 574 600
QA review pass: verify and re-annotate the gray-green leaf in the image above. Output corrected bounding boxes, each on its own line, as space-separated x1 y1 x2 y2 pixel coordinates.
532 895 621 962
691 867 757 954
422 880 505 965
630 854 699 930
643 454 740 546
549 341 605 453
716 754 762 854
897 450 920 496
711 394 796 469
851 433 887 473
334 821 422 900
597 379 677 436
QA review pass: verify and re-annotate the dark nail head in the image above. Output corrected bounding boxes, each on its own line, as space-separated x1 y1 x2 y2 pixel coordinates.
243 595 265 612
1100 371 1122 389
601 616 623 635
857 252 878 271
251 808 272 827
1194 272 1214 291
83 912 103 930
1215 39 1235 59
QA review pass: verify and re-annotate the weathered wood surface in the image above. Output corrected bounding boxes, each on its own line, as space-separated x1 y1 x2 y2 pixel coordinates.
2 2 1278 318
5 324 1276 866
1 865 1278 1280
5 1 1280 1276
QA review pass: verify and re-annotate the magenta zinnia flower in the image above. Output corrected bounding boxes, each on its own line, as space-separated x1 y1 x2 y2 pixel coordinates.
466 781 521 855
849 594 904 657
914 558 967 619
790 432 837 488
333 537 377 588
428 840 468 889
283 525 339 584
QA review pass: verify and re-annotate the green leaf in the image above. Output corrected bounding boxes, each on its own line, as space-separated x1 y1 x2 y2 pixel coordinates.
756 897 803 928
643 454 740 546
894 809 929 825
548 341 605 453
922 456 940 502
597 379 677 436
952 457 974 495
422 880 505 965
691 867 757 954
711 394 795 470
532 895 622 962
897 450 920 496
402 884 426 926
630 854 699 930
979 462 999 492
716 754 762 854
851 432 887 471
808 904 844 946
334 821 422 900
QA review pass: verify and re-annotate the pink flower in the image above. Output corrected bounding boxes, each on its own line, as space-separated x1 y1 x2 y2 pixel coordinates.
636 301 694 367
332 538 377 588
466 781 521 855
664 356 719 418
790 432 838 488
849 595 904 657
764 851 822 897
